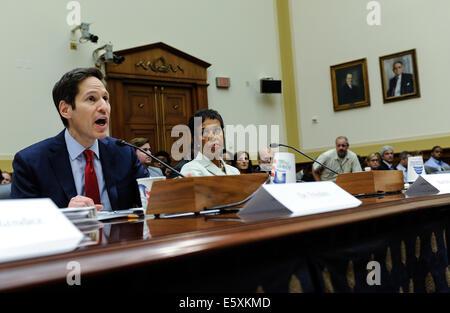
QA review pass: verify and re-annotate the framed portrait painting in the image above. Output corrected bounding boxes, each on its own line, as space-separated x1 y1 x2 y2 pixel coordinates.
379 49 420 103
330 58 370 112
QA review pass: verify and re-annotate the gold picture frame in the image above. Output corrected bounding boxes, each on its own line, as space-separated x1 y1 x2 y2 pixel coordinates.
379 49 420 103
330 58 370 112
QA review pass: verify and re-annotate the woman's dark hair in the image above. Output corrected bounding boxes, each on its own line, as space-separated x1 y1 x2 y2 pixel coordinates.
52 67 105 127
232 151 253 174
188 109 224 139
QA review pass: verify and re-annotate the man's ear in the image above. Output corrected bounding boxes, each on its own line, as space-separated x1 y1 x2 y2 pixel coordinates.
59 101 72 120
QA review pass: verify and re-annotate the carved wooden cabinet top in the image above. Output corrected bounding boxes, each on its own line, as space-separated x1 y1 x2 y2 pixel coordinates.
105 42 211 82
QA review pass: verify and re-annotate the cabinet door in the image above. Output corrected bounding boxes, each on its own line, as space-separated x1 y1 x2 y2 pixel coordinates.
122 84 160 152
159 86 192 154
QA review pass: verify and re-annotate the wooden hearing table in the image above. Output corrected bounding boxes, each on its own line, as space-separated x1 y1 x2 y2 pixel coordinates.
0 192 449 292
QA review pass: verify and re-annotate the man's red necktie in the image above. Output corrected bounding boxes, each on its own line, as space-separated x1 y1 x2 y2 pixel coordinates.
83 150 101 204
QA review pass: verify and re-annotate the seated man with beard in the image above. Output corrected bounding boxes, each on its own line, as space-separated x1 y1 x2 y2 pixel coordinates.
312 136 362 182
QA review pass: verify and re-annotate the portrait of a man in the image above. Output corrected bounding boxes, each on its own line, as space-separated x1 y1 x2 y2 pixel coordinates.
339 72 364 105
386 61 414 97
330 58 370 111
380 49 420 103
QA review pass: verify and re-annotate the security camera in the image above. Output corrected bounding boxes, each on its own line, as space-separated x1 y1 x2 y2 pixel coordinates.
72 23 99 43
113 55 125 64
93 43 125 67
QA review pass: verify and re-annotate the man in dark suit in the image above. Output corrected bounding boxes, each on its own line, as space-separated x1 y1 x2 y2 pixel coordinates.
339 73 363 105
377 145 396 170
10 68 149 210
387 61 414 97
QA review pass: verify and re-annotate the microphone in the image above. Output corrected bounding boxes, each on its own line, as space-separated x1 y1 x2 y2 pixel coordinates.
116 140 185 178
269 143 339 175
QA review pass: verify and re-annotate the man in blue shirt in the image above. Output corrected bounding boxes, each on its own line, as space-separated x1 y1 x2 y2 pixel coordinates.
130 137 164 177
396 151 410 183
424 146 450 173
11 68 149 210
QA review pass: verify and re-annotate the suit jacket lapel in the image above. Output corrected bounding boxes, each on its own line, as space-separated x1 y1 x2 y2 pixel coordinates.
49 130 77 202
99 139 118 209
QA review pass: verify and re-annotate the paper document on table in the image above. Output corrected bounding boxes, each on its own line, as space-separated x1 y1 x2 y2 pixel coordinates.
0 198 84 263
97 208 145 221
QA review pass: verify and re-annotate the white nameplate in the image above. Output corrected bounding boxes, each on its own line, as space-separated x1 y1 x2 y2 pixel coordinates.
238 181 362 219
0 198 84 263
405 173 450 197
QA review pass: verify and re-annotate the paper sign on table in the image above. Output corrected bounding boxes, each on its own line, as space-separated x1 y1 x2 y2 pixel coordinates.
405 173 450 197
238 181 362 218
0 198 84 263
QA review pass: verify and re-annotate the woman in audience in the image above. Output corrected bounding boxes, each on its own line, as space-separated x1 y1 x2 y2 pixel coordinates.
181 109 240 177
154 150 172 177
365 152 381 171
232 151 253 174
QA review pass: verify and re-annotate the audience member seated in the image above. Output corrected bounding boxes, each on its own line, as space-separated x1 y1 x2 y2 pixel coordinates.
365 152 381 171
180 109 240 177
130 138 164 177
410 150 423 157
424 146 450 173
312 136 362 181
0 181 11 199
396 151 411 183
377 145 395 170
1 171 11 184
223 150 234 166
154 150 172 177
1 171 12 184
232 151 253 174
254 147 274 173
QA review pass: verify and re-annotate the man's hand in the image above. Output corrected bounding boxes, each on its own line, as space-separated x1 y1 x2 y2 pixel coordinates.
68 195 103 211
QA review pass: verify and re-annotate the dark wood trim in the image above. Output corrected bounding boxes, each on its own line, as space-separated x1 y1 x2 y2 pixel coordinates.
105 72 210 85
1 193 450 291
113 42 211 69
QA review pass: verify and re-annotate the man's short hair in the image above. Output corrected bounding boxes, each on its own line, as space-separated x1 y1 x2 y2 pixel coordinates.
380 145 394 156
335 136 349 145
155 150 171 165
52 67 104 127
431 146 442 153
399 151 409 160
130 137 149 149
392 60 403 70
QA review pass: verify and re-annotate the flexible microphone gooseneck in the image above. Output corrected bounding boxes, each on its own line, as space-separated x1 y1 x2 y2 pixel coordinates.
269 143 339 175
116 139 185 178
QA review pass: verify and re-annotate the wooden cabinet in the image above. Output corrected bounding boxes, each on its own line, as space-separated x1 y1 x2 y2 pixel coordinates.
105 42 210 155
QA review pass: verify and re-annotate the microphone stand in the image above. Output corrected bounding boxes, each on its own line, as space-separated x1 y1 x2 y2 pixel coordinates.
271 143 339 175
116 140 185 178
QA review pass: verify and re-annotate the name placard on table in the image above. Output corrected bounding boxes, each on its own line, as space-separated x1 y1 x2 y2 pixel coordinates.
0 198 84 263
406 173 450 197
238 181 362 219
